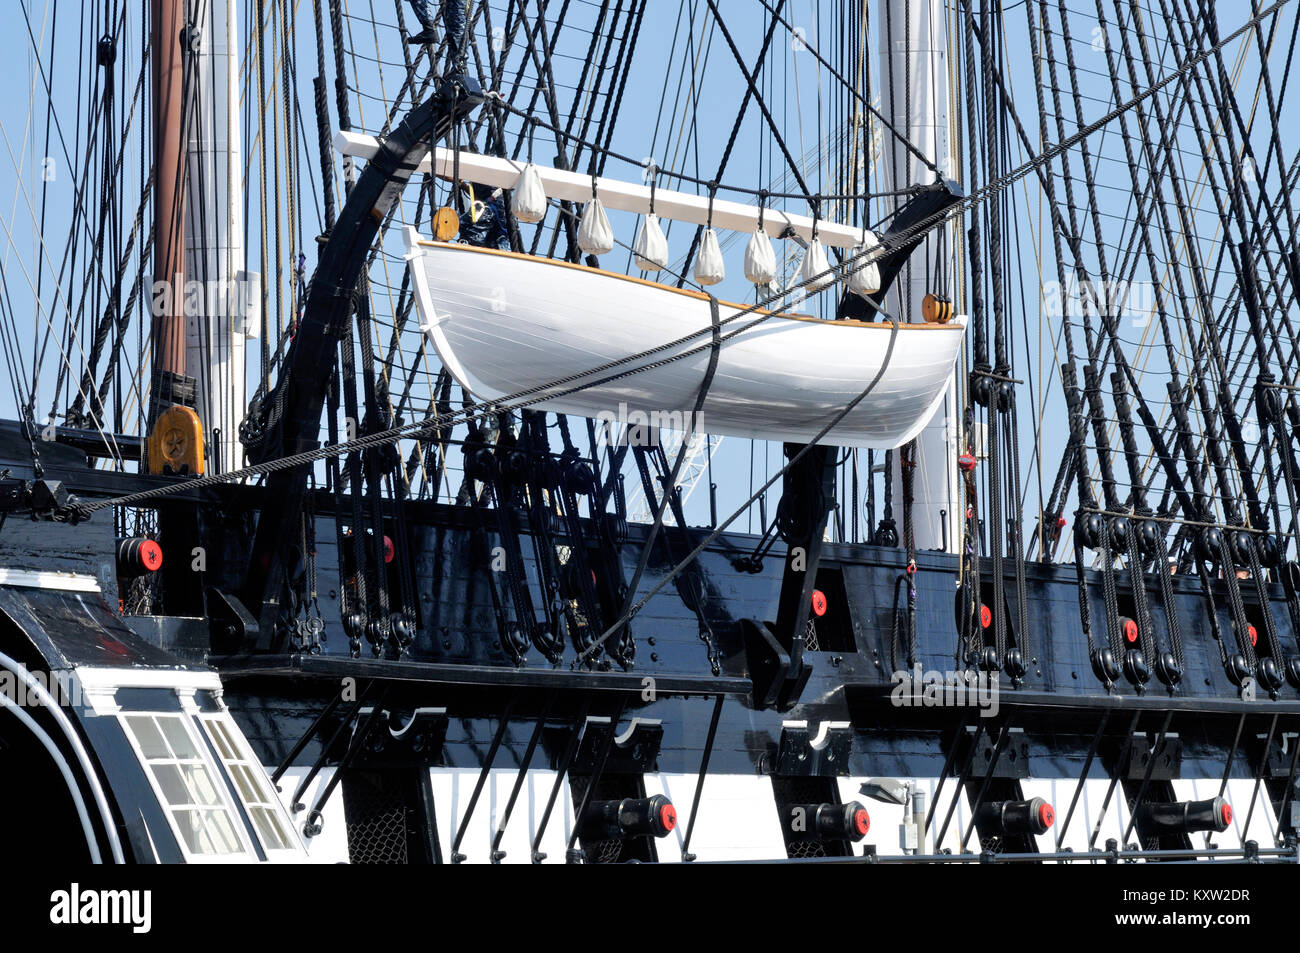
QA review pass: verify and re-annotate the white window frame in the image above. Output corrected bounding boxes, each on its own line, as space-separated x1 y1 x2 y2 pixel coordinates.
117 711 256 863
198 712 304 860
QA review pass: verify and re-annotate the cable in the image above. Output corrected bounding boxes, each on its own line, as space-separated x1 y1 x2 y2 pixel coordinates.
574 316 903 666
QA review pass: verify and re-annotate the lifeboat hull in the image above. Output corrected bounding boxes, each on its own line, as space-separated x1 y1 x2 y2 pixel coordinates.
406 236 967 448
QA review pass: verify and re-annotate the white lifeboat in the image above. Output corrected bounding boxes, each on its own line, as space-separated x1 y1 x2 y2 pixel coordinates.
404 233 967 449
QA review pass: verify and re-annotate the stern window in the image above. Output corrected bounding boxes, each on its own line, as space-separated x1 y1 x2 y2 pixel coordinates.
121 713 249 859
202 716 297 854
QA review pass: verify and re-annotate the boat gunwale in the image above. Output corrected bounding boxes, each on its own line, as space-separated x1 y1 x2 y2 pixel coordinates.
413 239 966 332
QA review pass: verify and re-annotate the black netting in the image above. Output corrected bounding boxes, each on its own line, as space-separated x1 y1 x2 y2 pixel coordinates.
787 838 829 858
805 620 820 653
342 771 409 864
587 838 625 864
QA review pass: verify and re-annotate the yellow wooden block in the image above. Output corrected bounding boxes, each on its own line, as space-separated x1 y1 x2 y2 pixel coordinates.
147 405 205 476
922 293 953 324
433 205 460 241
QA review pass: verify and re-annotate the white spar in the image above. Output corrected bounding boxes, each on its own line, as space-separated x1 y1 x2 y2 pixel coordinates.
335 130 874 249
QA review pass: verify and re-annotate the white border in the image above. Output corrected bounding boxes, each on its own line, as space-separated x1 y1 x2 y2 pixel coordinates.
76 666 223 693
0 569 100 592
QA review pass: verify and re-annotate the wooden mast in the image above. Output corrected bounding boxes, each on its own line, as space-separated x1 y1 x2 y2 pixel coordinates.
151 0 188 411
147 0 204 476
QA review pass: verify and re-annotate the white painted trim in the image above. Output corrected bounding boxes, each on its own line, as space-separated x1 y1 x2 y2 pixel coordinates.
75 666 223 693
0 652 126 862
0 569 101 592
176 688 201 714
386 707 446 740
808 720 851 750
81 686 121 717
614 717 661 747
0 692 105 861
339 132 879 249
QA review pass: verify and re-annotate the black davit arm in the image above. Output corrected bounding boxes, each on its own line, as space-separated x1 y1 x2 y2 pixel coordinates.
241 83 481 640
836 180 963 322
740 443 837 711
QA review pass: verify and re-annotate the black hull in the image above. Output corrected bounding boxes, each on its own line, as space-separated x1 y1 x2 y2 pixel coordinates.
2 422 1297 862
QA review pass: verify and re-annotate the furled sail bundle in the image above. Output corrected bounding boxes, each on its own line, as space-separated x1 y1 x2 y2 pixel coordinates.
846 230 883 296
744 227 777 285
799 236 834 293
511 163 548 223
694 228 726 285
633 214 669 271
578 195 615 256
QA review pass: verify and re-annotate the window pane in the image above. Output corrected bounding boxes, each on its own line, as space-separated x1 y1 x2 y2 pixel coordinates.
209 721 237 761
252 808 289 851
245 762 273 803
231 764 260 803
126 715 168 759
158 716 201 759
203 810 242 854
172 809 214 854
171 809 242 856
180 764 222 806
152 764 193 806
268 811 293 849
